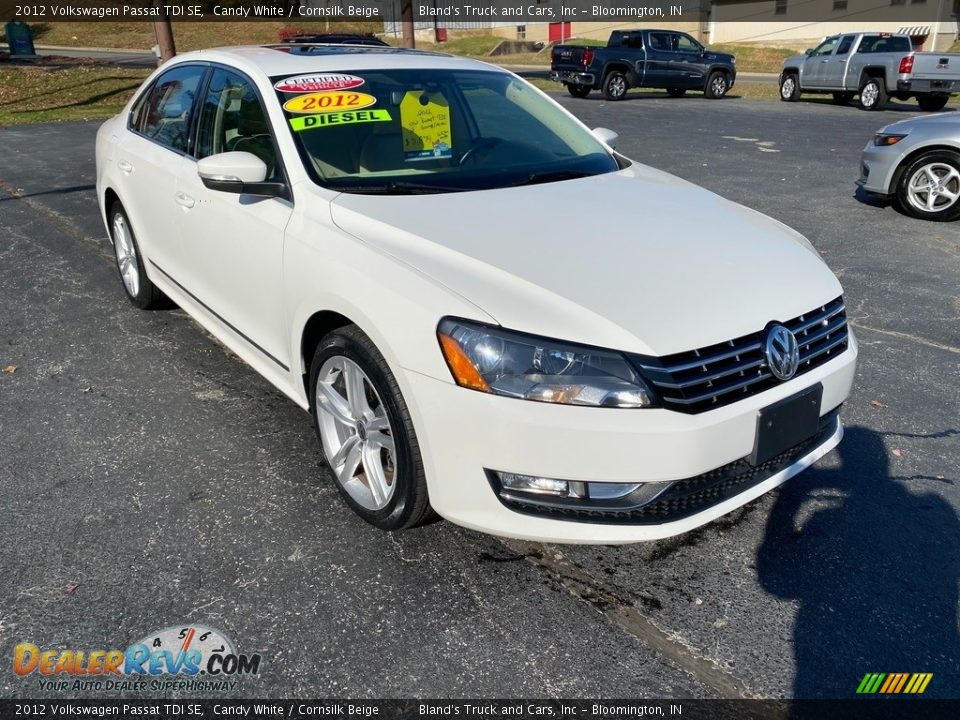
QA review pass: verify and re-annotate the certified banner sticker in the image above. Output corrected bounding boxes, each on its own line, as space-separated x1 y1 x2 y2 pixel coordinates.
289 109 392 132
274 73 365 93
283 91 377 114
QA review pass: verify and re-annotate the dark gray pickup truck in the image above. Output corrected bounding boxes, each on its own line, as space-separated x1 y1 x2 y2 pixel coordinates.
550 29 736 101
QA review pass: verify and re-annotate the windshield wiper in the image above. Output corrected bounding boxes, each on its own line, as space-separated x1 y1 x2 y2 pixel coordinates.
508 170 594 187
332 180 467 195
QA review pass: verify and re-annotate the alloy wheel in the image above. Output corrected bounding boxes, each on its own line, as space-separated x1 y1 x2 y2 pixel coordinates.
780 77 795 99
906 162 960 213
112 213 140 297
314 356 396 511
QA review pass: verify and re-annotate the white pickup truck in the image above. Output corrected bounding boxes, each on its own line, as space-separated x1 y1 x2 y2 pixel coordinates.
780 32 960 111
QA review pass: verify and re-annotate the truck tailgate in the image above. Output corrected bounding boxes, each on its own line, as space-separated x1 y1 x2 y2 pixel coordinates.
551 45 588 70
909 53 960 81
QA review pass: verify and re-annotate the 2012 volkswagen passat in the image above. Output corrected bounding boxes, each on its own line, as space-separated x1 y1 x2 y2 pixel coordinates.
95 45 857 543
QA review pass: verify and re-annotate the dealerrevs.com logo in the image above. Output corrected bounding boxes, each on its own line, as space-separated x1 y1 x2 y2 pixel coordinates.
13 625 262 692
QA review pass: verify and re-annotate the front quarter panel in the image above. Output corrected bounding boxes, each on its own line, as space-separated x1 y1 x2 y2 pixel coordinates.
283 186 497 407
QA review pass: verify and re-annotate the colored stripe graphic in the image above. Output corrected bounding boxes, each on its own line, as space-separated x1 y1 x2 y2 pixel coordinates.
857 672 932 694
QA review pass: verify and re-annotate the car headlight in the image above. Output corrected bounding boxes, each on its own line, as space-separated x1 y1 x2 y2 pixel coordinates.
874 133 907 146
436 318 656 408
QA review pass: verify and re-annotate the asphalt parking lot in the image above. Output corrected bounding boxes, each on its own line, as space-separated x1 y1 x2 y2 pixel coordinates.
1 94 958 700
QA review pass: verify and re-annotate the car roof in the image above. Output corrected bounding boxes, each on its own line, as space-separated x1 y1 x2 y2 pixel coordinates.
169 45 502 78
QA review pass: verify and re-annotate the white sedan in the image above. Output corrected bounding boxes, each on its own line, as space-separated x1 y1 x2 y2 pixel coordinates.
95 44 857 544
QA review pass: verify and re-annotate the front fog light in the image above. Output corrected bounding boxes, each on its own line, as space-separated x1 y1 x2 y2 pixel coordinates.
493 471 674 507
499 472 585 497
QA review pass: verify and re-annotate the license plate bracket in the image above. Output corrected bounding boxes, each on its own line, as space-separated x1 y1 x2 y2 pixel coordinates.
750 384 823 466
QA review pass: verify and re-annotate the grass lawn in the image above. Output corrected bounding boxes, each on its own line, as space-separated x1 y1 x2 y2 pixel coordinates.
1 21 381 51
0 60 149 125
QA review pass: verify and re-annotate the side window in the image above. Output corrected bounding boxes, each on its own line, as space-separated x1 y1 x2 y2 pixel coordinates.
648 33 671 51
133 65 206 153
623 33 644 50
196 69 280 181
675 35 701 53
836 36 855 55
811 37 840 57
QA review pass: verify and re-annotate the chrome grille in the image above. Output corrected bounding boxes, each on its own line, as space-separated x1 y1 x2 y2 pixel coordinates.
633 297 849 414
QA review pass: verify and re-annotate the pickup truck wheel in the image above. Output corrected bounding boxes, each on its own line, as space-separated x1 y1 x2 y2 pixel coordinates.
896 151 960 222
704 72 729 99
918 94 949 112
779 73 800 102
566 84 591 98
602 71 628 101
858 77 888 111
832 92 854 105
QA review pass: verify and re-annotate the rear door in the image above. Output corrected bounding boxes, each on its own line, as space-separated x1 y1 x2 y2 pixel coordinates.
644 31 674 86
115 64 208 279
174 67 293 372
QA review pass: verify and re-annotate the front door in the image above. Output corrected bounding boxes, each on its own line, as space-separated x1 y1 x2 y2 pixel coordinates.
801 36 841 88
175 67 293 373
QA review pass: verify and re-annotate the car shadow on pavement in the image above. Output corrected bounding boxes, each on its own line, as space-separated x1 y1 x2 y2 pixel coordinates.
756 425 960 698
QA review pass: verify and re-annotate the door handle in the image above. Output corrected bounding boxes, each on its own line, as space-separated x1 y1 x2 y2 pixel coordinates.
174 191 195 209
117 159 133 173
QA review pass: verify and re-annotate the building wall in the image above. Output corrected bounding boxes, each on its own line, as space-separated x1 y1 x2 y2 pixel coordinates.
708 1 959 50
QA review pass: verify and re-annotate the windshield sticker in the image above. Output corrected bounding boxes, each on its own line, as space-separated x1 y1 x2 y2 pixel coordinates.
274 74 365 93
289 109 392 132
283 91 377 114
400 91 453 161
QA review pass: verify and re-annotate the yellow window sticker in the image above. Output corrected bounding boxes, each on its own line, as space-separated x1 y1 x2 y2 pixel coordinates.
399 91 452 160
283 91 377 114
289 109 392 132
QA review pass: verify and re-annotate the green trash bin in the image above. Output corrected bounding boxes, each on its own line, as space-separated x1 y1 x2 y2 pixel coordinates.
5 21 36 57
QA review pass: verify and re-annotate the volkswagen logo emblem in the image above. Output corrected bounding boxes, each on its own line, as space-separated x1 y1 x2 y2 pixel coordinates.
764 325 800 381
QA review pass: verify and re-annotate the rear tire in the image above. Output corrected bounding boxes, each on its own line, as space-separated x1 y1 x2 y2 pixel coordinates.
832 91 854 105
602 71 628 101
666 87 687 98
918 94 949 112
704 71 729 99
895 150 960 222
858 76 888 111
779 73 800 102
566 84 591 98
108 201 168 310
309 325 434 531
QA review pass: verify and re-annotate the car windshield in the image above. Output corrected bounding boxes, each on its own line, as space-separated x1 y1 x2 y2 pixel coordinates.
272 68 619 194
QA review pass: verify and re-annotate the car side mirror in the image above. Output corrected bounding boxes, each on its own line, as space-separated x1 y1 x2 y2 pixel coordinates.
804 48 814 56
197 151 287 199
592 127 618 149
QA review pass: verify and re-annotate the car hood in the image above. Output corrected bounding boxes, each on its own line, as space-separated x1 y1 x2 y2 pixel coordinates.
330 165 842 356
880 112 960 135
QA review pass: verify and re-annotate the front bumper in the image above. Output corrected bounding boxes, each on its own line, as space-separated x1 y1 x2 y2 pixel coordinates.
551 70 596 87
401 333 857 544
858 141 903 195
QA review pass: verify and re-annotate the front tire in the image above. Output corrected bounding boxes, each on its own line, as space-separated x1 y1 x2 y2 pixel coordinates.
566 84 591 98
779 73 800 102
666 87 687 98
309 325 433 530
918 94 949 112
704 71 729 99
108 201 167 310
895 150 960 222
858 76 888 111
602 71 628 101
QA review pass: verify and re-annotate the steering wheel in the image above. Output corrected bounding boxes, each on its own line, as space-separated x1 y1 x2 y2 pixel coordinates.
458 137 503 166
